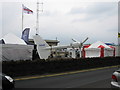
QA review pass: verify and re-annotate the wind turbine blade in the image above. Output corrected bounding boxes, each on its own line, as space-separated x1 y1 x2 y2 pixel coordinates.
82 37 89 44
72 38 79 42
72 38 76 42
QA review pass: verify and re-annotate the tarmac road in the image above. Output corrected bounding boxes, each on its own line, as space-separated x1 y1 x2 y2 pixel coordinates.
15 66 119 88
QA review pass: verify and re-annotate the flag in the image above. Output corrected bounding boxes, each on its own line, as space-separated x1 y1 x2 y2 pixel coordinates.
23 5 33 14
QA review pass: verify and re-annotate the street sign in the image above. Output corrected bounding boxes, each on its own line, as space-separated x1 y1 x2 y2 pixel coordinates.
118 32 120 38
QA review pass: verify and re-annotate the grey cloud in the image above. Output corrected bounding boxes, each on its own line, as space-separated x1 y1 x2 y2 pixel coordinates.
2 2 22 37
106 28 118 32
39 11 60 17
70 2 117 15
39 11 51 16
69 2 117 22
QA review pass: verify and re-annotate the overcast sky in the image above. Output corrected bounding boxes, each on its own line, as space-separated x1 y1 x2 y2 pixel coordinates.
1 0 119 45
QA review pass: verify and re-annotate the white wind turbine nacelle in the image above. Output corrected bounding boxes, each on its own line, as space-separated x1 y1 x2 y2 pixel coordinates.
71 37 89 48
71 42 81 48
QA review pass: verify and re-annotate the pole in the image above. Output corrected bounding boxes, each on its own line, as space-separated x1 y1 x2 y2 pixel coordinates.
36 0 43 35
36 0 39 35
22 4 24 31
118 2 120 56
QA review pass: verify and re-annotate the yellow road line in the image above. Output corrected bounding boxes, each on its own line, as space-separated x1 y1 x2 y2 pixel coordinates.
15 65 119 81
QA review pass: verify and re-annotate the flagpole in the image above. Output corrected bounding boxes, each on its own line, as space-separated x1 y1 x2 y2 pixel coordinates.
22 4 24 31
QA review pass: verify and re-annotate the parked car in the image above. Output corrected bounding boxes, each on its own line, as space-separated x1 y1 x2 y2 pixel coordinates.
0 73 15 90
111 68 120 88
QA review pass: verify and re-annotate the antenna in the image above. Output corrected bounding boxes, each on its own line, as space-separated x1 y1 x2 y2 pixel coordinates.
36 0 43 35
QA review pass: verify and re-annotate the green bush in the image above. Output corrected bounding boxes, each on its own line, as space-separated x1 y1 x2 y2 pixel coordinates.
2 57 120 77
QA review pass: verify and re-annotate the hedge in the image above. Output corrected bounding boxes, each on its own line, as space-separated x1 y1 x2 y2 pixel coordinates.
2 57 120 77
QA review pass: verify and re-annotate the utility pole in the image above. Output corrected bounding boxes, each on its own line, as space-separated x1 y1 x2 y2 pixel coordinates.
118 2 120 56
36 0 43 35
22 5 23 31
